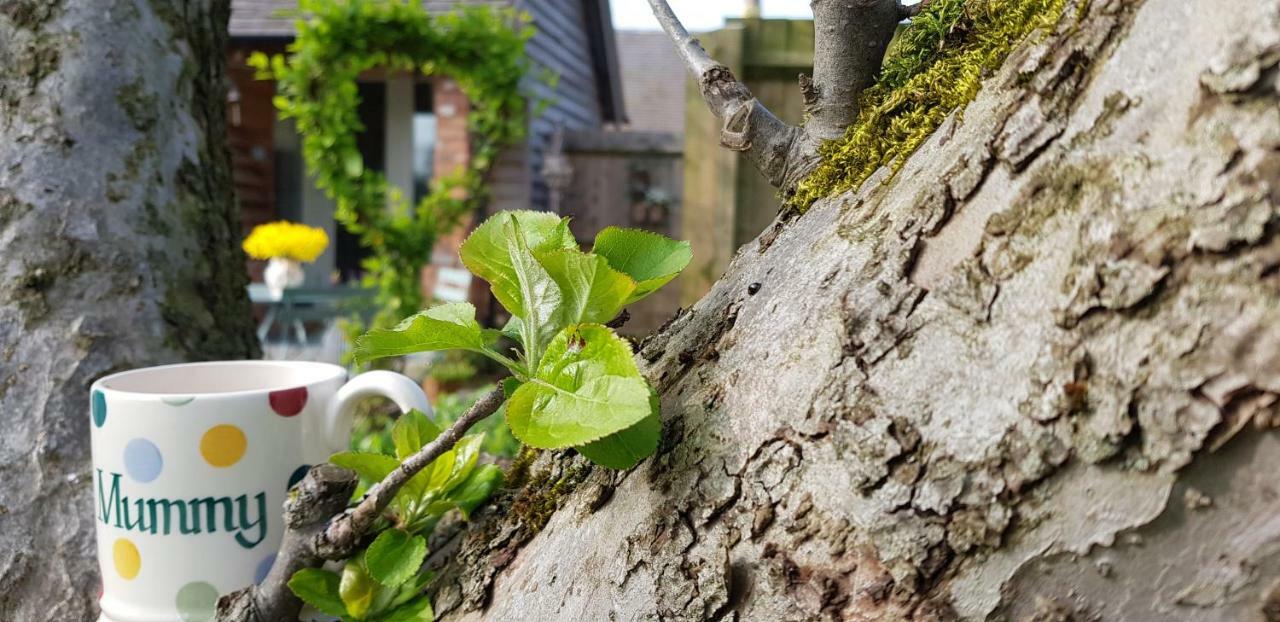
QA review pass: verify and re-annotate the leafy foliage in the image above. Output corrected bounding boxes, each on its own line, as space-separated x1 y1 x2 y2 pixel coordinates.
292 409 500 620
354 211 691 469
505 325 652 449
250 0 535 329
788 0 1070 210
307 215 686 617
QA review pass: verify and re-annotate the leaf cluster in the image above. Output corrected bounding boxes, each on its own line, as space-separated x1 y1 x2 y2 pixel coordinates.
250 0 535 328
354 211 692 469
289 410 502 621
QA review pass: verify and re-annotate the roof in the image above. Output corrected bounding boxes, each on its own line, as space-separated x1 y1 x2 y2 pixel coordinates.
613 30 686 135
228 0 626 124
230 0 509 38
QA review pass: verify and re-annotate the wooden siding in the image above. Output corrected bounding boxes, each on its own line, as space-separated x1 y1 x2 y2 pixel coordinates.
484 0 605 213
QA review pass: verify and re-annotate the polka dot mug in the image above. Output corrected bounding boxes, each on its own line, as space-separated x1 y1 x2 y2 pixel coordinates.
89 361 431 622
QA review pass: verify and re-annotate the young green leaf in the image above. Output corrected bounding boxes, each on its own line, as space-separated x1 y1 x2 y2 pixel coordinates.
353 302 487 364
501 376 522 398
330 452 401 483
411 432 483 497
506 217 563 368
388 569 435 610
534 248 636 326
377 595 434 622
576 390 661 469
591 227 692 304
365 529 428 588
505 324 652 449
340 560 378 619
459 210 575 317
442 463 504 518
288 568 348 618
392 410 442 461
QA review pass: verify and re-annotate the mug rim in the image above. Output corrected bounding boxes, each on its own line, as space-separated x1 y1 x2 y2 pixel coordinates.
93 360 347 398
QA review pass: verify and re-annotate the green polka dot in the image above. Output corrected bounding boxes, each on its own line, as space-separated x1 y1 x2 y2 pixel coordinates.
162 396 195 406
175 581 218 622
92 390 107 428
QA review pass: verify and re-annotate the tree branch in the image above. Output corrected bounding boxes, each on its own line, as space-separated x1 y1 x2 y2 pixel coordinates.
899 0 932 20
648 0 906 193
216 386 508 622
317 386 507 559
806 0 904 140
647 0 805 188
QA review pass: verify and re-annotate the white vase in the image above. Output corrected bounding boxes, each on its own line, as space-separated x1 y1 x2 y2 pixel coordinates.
264 257 305 297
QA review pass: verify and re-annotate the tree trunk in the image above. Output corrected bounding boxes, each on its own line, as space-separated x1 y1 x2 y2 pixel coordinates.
431 0 1280 619
0 0 258 618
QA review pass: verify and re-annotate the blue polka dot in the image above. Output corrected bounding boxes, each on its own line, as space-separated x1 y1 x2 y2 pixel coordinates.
124 439 163 483
287 465 311 491
92 391 107 428
254 554 276 584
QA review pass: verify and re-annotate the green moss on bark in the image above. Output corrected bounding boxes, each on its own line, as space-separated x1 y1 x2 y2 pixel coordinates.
0 0 65 31
116 79 158 132
508 460 590 533
788 0 1072 210
0 190 31 231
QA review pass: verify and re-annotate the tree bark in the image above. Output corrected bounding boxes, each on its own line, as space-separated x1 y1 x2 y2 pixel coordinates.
430 0 1280 619
0 0 258 619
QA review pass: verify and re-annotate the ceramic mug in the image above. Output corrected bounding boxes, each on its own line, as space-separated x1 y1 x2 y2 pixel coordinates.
90 361 431 622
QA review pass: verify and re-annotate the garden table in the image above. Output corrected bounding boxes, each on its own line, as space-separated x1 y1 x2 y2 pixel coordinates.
247 284 375 346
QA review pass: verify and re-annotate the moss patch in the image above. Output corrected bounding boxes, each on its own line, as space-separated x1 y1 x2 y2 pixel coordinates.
787 0 1072 210
0 0 65 31
116 79 158 132
507 456 590 533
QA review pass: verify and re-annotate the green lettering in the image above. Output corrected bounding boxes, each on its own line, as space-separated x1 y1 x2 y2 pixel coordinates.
95 470 123 528
234 493 268 549
188 497 234 534
146 498 190 536
122 497 151 532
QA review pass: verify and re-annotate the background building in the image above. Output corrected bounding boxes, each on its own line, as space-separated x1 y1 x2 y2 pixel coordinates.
226 0 626 303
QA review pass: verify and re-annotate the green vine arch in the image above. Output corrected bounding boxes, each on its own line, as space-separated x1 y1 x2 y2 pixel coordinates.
251 0 536 330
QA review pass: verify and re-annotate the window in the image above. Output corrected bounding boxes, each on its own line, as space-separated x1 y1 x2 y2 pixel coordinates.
412 81 437 203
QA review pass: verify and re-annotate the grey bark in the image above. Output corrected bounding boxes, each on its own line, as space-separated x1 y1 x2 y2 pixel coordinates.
430 0 1280 619
0 0 259 619
648 0 904 192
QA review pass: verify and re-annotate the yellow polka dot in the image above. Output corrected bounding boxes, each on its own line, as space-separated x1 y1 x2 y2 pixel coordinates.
200 424 247 467
113 538 140 580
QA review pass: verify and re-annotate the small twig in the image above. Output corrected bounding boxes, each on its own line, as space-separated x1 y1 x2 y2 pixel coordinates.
317 386 507 559
899 0 932 19
649 0 903 191
216 465 357 621
216 385 508 622
605 309 631 330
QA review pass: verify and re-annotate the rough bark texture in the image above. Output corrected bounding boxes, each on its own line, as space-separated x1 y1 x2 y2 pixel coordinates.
431 0 1280 619
0 0 259 618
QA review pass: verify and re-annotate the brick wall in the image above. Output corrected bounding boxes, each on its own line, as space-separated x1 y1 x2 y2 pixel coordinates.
419 77 475 304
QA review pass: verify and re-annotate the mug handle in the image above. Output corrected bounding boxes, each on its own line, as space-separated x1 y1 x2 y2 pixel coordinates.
323 370 432 453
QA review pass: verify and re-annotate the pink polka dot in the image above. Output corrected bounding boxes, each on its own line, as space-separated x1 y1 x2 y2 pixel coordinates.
268 386 307 417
